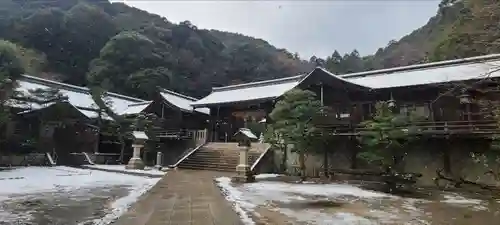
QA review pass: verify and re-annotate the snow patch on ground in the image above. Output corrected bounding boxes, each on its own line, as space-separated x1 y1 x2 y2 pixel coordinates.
215 177 392 224
441 193 487 211
215 176 497 225
246 180 391 199
216 177 256 225
0 166 160 224
254 173 282 179
83 178 159 225
84 164 166 176
442 193 483 205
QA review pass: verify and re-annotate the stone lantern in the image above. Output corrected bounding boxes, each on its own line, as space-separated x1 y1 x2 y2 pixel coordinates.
387 92 396 108
459 93 472 104
126 131 148 170
232 128 258 183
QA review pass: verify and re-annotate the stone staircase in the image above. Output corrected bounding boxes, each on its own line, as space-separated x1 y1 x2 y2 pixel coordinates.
177 142 268 172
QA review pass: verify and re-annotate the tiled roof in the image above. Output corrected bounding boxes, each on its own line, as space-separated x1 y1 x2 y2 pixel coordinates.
159 89 210 115
120 101 153 115
343 54 500 89
192 54 500 106
14 75 147 119
191 75 303 107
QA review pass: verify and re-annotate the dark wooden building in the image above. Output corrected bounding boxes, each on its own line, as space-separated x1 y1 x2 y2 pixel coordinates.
7 76 210 163
192 53 500 141
121 88 210 139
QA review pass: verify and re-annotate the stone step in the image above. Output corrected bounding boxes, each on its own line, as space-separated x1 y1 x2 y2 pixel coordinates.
190 151 261 156
183 155 260 161
178 162 238 169
190 155 260 161
193 150 261 156
180 159 258 166
178 165 235 172
182 159 259 165
180 154 260 161
175 143 267 172
179 161 238 168
198 150 262 156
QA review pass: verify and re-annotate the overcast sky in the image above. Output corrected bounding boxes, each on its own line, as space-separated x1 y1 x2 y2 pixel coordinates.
119 0 439 59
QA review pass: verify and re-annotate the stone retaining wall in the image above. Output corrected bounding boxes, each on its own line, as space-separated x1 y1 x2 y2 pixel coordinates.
270 137 500 187
0 153 48 167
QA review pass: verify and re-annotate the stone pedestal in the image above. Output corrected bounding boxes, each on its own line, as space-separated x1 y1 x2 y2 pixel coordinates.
155 151 163 170
232 146 255 183
126 144 145 170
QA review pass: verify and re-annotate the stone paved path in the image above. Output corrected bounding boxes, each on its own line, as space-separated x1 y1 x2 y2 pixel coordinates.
112 169 244 225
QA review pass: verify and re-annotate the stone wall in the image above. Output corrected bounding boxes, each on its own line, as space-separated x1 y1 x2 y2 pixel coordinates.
0 153 48 167
270 137 500 187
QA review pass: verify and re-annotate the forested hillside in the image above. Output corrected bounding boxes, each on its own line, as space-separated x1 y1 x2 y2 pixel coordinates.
0 0 312 99
320 0 500 75
0 0 499 99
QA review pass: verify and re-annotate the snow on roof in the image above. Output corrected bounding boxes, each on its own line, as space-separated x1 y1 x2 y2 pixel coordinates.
193 54 500 106
16 75 147 114
77 108 113 121
342 54 500 89
159 89 210 115
191 75 303 107
120 101 153 115
235 128 258 140
16 99 114 121
132 131 148 140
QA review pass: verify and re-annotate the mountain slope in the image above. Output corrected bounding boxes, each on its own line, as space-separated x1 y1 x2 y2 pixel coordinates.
0 0 312 99
323 0 500 74
1 0 497 100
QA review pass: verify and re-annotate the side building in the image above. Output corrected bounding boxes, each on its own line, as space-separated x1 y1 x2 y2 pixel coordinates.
3 75 209 166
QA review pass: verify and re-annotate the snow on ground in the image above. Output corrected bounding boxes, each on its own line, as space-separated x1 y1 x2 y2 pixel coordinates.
254 173 283 179
0 166 160 225
215 175 499 225
84 164 166 177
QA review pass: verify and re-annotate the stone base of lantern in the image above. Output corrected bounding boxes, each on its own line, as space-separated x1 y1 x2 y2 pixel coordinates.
126 157 145 170
232 164 255 183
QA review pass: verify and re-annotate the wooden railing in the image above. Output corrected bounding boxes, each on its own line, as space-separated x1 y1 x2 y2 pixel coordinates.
318 119 500 136
155 129 207 142
155 129 193 139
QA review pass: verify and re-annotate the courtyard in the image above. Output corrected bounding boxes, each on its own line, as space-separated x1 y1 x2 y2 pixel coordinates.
0 166 161 225
216 174 500 225
2 167 500 225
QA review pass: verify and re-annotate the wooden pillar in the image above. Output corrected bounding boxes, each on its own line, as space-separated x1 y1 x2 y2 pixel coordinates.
207 107 216 142
161 103 165 118
214 106 220 142
320 83 324 107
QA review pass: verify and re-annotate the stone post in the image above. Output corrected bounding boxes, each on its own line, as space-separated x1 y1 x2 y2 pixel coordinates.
259 133 264 143
155 151 163 170
126 144 145 170
233 145 255 183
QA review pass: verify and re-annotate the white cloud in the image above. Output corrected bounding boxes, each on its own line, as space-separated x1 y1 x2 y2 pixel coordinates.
117 0 439 59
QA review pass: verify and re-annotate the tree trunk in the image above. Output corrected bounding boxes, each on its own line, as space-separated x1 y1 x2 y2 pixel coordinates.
281 145 287 173
323 148 329 178
118 133 126 164
299 153 306 181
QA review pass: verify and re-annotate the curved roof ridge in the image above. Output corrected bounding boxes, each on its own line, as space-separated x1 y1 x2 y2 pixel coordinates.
340 53 500 79
212 74 304 92
127 100 153 106
159 88 199 101
21 75 146 102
